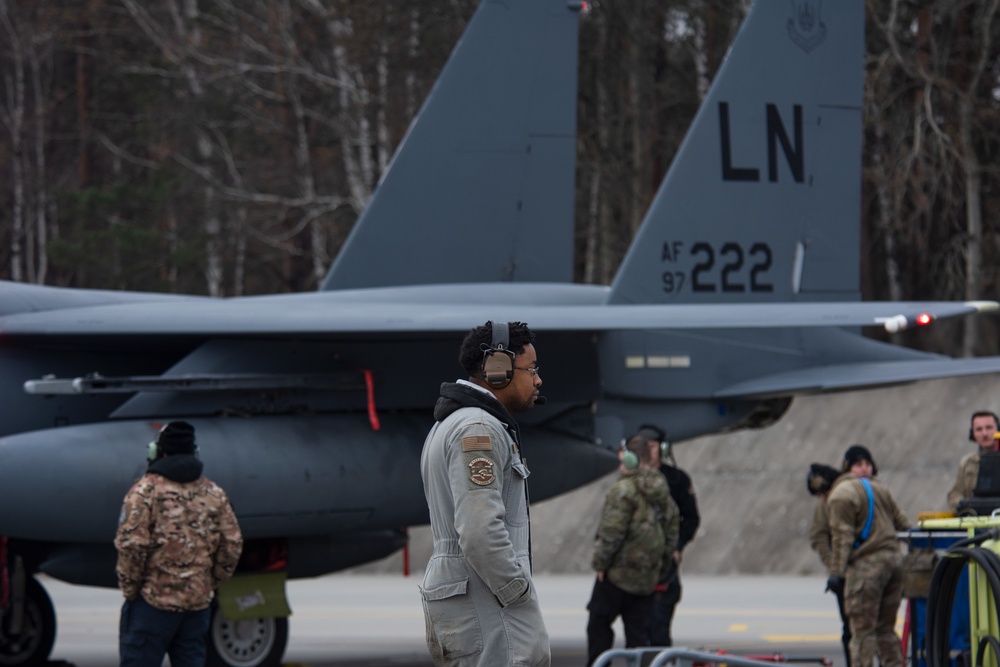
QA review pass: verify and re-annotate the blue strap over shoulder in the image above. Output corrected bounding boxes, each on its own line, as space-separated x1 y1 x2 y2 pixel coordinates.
854 477 875 549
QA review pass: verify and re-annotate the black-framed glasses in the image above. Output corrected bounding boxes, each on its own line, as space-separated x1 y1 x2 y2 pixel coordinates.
513 365 540 377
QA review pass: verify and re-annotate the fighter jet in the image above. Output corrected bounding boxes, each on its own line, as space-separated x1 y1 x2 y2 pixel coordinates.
1 0 998 665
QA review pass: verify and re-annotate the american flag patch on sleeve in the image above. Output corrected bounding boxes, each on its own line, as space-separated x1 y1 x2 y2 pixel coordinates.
461 435 493 452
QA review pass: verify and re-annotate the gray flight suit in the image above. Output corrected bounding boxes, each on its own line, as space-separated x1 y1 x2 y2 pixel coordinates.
419 382 550 667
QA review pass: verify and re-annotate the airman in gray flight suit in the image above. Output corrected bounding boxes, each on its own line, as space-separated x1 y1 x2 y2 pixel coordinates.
419 321 549 667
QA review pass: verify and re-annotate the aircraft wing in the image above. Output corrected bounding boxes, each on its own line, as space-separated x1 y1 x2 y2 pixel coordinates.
715 357 1000 399
0 295 994 337
0 280 207 317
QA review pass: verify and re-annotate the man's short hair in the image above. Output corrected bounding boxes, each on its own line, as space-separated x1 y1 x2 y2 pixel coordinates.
459 321 535 377
623 434 653 466
635 424 666 443
971 411 1000 429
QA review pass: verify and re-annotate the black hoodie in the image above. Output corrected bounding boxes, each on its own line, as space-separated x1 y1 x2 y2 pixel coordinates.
433 382 520 445
147 453 203 484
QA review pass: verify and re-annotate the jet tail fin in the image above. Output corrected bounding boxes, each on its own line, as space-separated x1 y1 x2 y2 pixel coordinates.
610 0 864 305
320 0 583 291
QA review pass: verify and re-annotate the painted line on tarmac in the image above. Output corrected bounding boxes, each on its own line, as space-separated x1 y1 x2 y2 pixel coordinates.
680 610 840 618
762 634 841 643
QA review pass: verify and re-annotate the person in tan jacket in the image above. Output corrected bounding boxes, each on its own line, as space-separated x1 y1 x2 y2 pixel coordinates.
807 462 850 667
947 411 999 510
826 445 910 667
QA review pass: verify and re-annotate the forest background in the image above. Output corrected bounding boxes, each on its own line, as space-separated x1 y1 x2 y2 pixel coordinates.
1 0 999 357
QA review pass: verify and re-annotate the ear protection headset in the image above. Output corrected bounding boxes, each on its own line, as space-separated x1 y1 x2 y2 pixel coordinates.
147 423 200 461
637 424 671 461
482 321 515 389
620 440 640 470
969 411 1000 442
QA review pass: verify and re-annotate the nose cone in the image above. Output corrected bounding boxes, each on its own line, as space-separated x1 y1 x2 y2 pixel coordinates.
522 429 618 502
0 423 150 542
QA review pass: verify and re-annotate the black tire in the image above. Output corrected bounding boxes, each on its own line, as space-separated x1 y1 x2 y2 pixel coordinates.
0 577 56 667
206 606 287 667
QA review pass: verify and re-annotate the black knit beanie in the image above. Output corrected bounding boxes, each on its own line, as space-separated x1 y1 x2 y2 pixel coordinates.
806 463 840 495
842 443 878 475
157 421 197 456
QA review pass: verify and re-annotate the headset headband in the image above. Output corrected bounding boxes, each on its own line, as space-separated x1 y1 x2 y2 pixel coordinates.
482 321 515 389
492 320 509 351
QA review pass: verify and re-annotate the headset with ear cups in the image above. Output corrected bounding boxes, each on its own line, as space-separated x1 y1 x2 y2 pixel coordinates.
146 422 200 461
636 424 671 462
147 423 168 462
619 436 642 470
622 448 640 470
482 321 515 389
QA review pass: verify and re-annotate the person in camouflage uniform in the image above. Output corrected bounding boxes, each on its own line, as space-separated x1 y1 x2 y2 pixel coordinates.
638 424 700 648
826 445 910 667
115 421 243 667
807 462 851 667
586 433 680 666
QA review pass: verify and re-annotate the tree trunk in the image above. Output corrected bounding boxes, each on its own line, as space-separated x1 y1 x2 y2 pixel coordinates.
959 98 982 357
31 45 49 285
1 0 26 281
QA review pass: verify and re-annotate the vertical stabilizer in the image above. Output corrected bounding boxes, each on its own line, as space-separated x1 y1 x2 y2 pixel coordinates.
610 0 864 305
320 0 583 291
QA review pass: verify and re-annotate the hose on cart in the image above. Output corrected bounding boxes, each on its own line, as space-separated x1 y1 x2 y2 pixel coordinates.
975 636 1000 667
926 530 1000 667
945 531 1000 552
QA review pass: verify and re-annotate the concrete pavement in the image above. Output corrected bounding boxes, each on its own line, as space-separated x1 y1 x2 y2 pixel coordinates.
44 573 863 666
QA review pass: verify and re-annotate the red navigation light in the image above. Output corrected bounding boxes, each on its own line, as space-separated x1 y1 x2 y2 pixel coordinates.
916 313 933 327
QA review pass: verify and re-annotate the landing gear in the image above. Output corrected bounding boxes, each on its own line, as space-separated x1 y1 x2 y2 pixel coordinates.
206 605 287 667
0 576 56 667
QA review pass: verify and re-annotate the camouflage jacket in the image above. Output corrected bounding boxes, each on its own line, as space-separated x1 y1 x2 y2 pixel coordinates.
114 454 243 612
592 467 679 596
827 472 910 578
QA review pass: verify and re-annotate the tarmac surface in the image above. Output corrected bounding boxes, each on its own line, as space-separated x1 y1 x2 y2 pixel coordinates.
42 573 876 667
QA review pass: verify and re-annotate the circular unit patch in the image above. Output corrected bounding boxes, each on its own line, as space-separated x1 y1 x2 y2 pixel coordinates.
468 457 496 486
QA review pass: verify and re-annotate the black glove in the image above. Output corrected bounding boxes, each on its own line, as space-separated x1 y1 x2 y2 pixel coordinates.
825 575 844 596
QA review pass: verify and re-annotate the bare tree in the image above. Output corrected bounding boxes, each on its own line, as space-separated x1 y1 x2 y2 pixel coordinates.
0 0 27 282
869 0 1000 355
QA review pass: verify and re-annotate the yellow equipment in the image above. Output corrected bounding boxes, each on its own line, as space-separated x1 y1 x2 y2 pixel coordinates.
919 515 1000 667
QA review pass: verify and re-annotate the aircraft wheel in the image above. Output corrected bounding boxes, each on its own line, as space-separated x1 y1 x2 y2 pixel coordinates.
0 576 56 667
206 605 287 667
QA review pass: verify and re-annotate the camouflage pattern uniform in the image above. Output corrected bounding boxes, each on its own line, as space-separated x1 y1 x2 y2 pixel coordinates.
419 381 549 667
115 470 243 611
587 467 679 665
115 447 242 667
947 450 981 510
828 473 910 667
